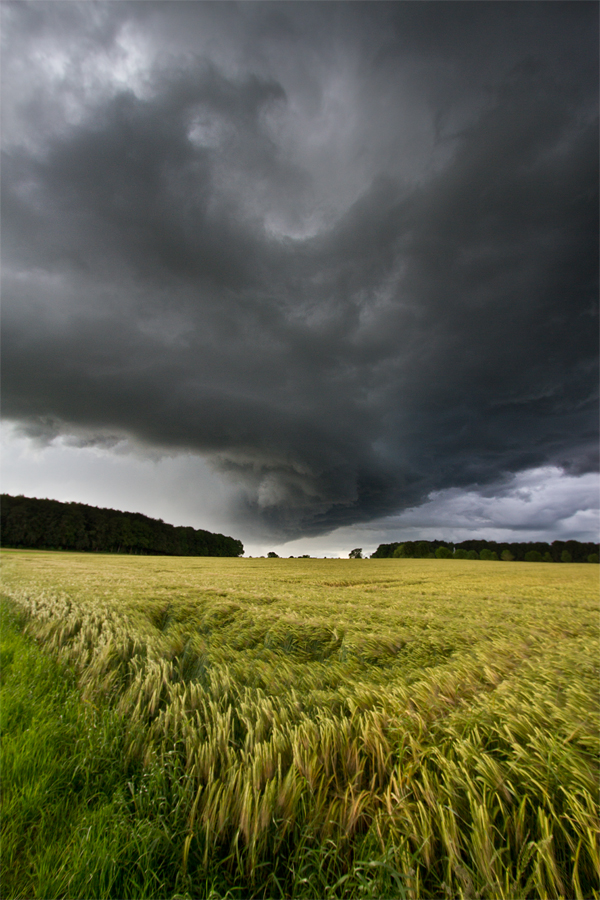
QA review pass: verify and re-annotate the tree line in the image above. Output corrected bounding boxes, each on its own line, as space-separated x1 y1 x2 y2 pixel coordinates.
371 538 599 563
0 494 243 558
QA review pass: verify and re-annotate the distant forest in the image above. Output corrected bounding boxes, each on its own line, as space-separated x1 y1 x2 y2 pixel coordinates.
1 495 243 557
372 539 599 563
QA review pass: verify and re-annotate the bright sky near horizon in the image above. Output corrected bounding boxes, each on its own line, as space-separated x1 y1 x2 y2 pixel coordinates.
2 2 598 556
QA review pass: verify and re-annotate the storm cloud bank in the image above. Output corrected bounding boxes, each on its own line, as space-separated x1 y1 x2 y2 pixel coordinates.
2 2 598 539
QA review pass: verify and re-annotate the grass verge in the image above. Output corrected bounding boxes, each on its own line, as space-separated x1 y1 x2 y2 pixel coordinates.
1 599 187 899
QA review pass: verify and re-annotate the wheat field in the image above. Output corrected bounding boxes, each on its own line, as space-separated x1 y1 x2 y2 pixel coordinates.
1 550 598 899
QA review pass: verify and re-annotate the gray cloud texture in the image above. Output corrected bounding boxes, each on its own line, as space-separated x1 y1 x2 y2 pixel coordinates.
2 2 598 539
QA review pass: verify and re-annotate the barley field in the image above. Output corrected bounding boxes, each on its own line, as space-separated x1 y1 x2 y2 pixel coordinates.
1 550 598 900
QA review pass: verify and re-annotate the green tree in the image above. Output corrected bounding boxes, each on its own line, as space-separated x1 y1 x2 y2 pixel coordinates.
392 544 404 558
587 553 599 563
466 550 479 560
349 548 363 559
480 549 498 561
435 546 453 559
524 550 543 562
561 550 572 563
267 551 279 558
453 549 468 559
501 549 514 561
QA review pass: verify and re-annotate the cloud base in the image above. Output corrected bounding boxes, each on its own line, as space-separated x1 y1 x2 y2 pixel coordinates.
2 3 598 540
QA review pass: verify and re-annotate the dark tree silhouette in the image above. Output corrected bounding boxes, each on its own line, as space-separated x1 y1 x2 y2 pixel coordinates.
1 494 243 557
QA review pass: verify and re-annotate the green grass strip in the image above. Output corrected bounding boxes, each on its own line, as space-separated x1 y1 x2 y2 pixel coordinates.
0 600 186 900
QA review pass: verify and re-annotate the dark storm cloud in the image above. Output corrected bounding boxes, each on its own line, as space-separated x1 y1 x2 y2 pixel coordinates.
2 2 598 538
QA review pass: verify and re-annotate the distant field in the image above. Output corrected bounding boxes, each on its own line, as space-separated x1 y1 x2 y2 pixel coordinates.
1 550 598 899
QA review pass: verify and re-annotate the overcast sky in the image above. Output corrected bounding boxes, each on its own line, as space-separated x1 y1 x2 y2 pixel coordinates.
2 2 598 556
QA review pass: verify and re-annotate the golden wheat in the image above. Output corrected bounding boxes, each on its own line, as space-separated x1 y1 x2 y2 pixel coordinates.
2 550 598 898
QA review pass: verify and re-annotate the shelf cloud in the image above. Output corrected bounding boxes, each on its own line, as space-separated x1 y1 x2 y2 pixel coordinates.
2 2 598 539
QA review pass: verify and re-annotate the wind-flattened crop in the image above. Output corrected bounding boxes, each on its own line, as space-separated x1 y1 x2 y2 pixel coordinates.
1 552 598 899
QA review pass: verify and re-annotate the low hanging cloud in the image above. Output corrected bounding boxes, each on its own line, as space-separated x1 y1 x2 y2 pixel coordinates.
2 3 598 539
373 468 600 541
